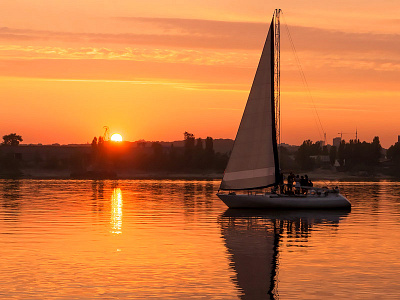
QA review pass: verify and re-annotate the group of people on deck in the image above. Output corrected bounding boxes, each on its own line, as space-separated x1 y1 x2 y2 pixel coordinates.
285 172 313 195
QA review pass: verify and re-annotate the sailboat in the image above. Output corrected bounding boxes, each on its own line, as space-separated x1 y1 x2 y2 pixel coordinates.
217 9 351 209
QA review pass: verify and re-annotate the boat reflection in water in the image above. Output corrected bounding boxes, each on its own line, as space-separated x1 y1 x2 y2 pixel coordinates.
219 209 350 299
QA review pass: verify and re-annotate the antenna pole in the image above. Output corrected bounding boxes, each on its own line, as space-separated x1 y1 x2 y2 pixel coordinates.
274 9 281 146
103 126 110 141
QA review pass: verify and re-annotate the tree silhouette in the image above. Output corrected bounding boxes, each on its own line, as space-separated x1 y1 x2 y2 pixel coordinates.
151 142 165 169
386 142 400 177
91 137 98 147
334 137 382 172
184 132 195 152
371 136 382 164
195 138 203 151
2 133 23 146
387 142 400 163
205 137 214 155
294 140 323 170
184 132 195 162
329 146 337 166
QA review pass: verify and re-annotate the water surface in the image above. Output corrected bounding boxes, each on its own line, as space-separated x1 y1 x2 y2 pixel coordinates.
1 179 399 299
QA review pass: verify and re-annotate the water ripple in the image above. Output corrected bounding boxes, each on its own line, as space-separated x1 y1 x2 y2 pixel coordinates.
0 179 400 299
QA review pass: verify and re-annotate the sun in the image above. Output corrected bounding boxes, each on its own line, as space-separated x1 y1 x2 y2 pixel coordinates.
111 133 123 142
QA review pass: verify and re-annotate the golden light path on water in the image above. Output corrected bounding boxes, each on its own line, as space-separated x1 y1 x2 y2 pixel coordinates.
111 188 123 234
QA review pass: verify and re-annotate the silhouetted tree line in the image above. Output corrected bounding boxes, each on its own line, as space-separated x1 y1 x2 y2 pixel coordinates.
295 140 328 170
336 137 381 172
126 132 228 172
0 133 24 177
279 140 328 172
0 133 93 178
84 132 229 174
386 141 400 177
281 137 383 174
2 133 23 146
7 131 400 178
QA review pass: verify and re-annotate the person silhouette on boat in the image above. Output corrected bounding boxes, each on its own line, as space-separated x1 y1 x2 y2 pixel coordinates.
295 175 301 194
305 174 313 186
299 175 308 194
287 172 295 194
279 173 285 194
302 175 313 194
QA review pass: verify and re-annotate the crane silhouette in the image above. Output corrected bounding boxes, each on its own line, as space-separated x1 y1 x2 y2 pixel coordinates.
338 128 358 141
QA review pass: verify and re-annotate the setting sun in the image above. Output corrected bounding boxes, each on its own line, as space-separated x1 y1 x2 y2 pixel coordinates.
111 133 123 142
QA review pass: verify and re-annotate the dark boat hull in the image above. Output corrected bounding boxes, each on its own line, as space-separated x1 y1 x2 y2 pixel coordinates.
217 193 351 209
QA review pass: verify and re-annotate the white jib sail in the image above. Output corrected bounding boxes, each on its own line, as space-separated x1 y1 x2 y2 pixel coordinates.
220 20 278 190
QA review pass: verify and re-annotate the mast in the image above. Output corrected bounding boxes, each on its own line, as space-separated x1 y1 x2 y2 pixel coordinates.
274 9 281 147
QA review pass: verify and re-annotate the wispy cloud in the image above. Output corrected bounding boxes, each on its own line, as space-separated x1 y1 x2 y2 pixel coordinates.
0 25 264 50
115 17 400 54
281 25 400 54
282 52 400 72
114 17 267 37
0 45 254 66
206 107 242 111
2 76 248 93
1 17 400 84
1 18 400 54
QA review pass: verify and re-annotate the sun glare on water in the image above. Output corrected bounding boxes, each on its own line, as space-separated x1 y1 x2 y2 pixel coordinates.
111 133 123 142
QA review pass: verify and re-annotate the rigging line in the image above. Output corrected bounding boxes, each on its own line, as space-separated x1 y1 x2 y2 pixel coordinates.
281 13 326 141
282 17 323 140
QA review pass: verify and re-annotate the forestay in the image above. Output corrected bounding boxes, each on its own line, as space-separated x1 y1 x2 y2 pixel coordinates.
220 19 279 190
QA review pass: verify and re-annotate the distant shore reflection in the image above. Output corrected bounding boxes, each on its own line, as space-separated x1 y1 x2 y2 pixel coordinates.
111 188 123 234
1 179 22 222
219 209 350 300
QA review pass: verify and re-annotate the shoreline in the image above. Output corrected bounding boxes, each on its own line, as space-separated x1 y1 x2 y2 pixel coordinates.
0 168 397 181
0 170 224 181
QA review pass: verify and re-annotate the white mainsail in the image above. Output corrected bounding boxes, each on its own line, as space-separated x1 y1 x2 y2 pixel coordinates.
220 19 279 190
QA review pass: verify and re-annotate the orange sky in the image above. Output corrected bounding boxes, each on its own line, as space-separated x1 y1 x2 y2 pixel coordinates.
1 0 399 147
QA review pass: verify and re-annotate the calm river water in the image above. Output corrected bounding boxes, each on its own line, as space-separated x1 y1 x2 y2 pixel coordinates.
0 179 399 299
